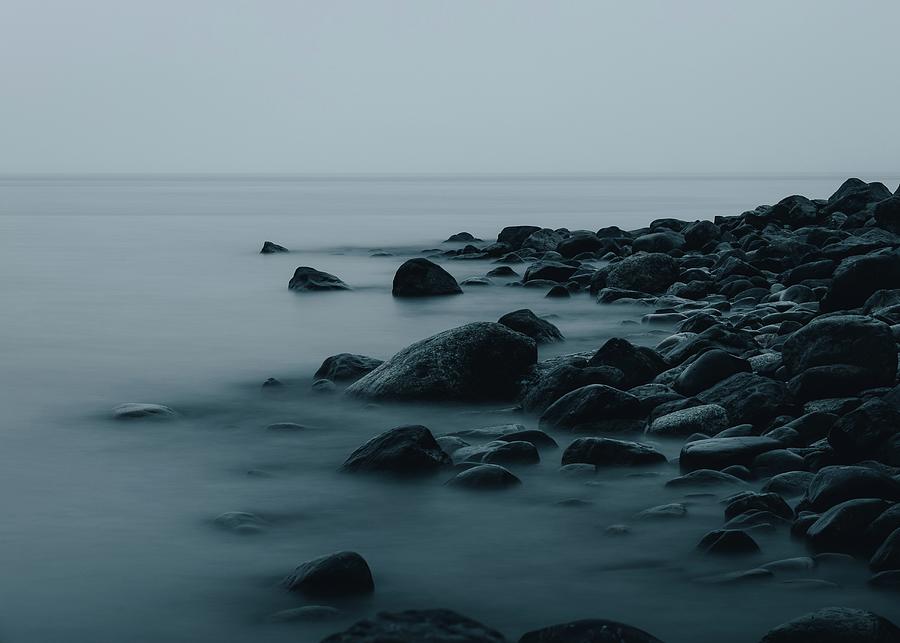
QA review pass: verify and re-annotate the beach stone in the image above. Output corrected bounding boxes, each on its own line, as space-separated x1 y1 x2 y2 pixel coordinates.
673 350 752 396
587 338 667 388
288 266 351 291
521 364 624 412
679 436 781 472
498 225 542 250
865 505 900 552
606 253 680 294
806 499 893 554
519 619 663 643
342 425 451 475
821 252 900 313
647 404 728 437
282 551 374 597
260 240 288 253
522 228 566 252
112 403 177 420
539 385 643 433
447 464 521 490
445 232 481 242
454 440 540 466
314 353 383 383
870 528 900 572
636 503 687 520
321 609 507 643
724 492 794 521
632 231 685 253
561 438 666 467
763 471 815 497
557 231 606 258
828 399 900 462
697 529 760 555
759 606 900 643
695 372 793 426
524 261 580 283
496 429 558 450
499 309 564 344
804 465 900 511
392 258 462 297
665 469 745 488
346 322 536 402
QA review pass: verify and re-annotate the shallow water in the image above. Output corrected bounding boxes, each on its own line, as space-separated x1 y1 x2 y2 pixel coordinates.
2 174 899 642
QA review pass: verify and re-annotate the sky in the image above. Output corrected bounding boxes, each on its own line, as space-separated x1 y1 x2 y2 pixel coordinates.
1 0 898 174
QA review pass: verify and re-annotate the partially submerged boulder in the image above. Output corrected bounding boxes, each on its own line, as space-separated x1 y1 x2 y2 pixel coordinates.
282 551 374 598
539 384 642 433
288 266 351 291
342 425 451 475
759 607 900 643
314 353 383 383
321 609 507 643
392 258 462 297
519 619 663 643
498 309 564 344
260 240 289 254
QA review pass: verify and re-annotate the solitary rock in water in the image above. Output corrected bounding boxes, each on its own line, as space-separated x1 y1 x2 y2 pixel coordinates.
346 322 537 402
342 425 451 475
519 619 663 643
282 551 374 598
213 511 267 534
444 232 481 242
112 403 177 420
288 266 351 291
392 258 462 297
321 609 508 643
446 464 522 490
260 240 289 254
758 607 900 643
314 353 384 383
498 309 564 344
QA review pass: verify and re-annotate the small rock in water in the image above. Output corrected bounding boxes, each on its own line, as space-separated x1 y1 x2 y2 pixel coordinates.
314 353 383 383
444 232 481 242
320 609 506 643
697 529 760 555
605 524 632 536
312 378 337 393
342 425 451 476
213 512 267 534
519 619 664 643
288 266 351 291
112 403 177 420
265 422 308 432
261 377 284 390
446 464 521 490
260 241 289 254
635 503 687 520
282 551 374 598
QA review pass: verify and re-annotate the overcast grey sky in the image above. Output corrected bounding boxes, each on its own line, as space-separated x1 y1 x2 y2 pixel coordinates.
1 1 898 174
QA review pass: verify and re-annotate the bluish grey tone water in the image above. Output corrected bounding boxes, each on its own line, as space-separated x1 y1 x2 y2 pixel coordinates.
1 175 898 642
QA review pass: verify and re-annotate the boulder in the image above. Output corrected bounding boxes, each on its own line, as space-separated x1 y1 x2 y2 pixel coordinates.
874 196 900 232
522 228 566 252
523 261 580 283
445 232 481 242
314 354 384 383
282 551 374 597
821 252 900 312
446 464 521 490
521 364 624 413
724 491 794 521
632 231 685 253
697 529 760 555
260 240 289 253
321 609 507 643
342 425 451 475
498 225 542 250
605 253 680 294
288 266 351 291
519 619 662 643
557 231 606 258
561 437 667 467
587 338 667 388
871 527 900 572
665 469 745 488
804 465 900 512
646 404 729 437
539 385 643 433
673 350 752 396
824 178 894 215
498 309 564 344
679 436 781 472
683 220 721 250
346 322 536 402
392 258 462 297
828 399 900 462
695 372 794 427
453 441 540 466
759 607 900 643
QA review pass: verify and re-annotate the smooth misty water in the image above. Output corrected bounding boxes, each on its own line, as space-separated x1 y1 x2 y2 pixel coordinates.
1 175 898 643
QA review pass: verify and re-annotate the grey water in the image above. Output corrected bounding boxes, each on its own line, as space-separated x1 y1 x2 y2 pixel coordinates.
1 174 897 643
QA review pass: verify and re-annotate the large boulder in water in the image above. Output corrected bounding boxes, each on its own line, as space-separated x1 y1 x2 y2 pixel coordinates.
587 338 667 388
820 252 900 312
539 384 643 433
520 363 624 413
782 315 897 387
342 425 451 475
804 465 900 511
346 322 537 402
758 607 900 643
519 619 663 643
282 551 374 597
605 253 679 294
522 228 566 252
392 258 462 297
823 177 894 215
498 225 542 250
523 261 579 283
321 609 508 643
498 309 564 344
289 266 351 291
314 354 383 383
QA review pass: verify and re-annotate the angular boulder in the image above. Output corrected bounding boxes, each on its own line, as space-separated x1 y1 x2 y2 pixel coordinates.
288 266 351 291
342 425 451 475
539 385 643 433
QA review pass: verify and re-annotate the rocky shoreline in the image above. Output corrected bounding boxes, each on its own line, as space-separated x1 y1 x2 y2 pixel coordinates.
135 178 900 641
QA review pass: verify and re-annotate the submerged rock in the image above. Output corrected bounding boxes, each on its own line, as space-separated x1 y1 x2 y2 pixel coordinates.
697 529 760 555
519 619 663 643
759 607 900 643
321 609 507 643
561 438 666 467
288 266 351 291
342 425 451 475
346 322 536 402
112 403 177 420
282 551 374 598
446 464 522 490
260 240 289 254
392 258 462 297
679 436 781 472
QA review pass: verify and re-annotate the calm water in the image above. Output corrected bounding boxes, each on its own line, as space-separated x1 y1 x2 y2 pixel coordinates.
1 174 898 642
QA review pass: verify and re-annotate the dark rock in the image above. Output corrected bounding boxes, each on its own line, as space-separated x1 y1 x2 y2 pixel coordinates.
788 365 885 403
521 363 624 413
112 403 177 420
806 498 893 554
673 350 752 396
539 385 642 433
445 232 481 242
487 266 519 278
346 322 536 402
523 261 579 283
447 464 522 490
587 338 667 388
288 266 351 291
632 231 685 253
828 399 900 462
321 609 507 643
752 450 806 476
804 465 900 511
821 252 900 312
561 437 667 467
865 505 900 553
518 619 662 643
315 354 384 383
683 220 721 250
646 404 729 437
666 469 745 488
392 258 462 297
680 436 782 472
825 178 894 215
282 551 374 597
260 240 289 253
635 503 687 520
498 225 542 250
698 529 760 555
454 441 540 466
498 309 564 344
874 197 900 232
545 285 571 298
695 372 794 427
312 378 337 393
496 429 558 450
724 491 794 521
763 471 815 497
869 570 900 590
522 228 566 252
342 425 451 475
606 253 680 294
759 606 900 643
557 231 606 258
870 528 900 572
